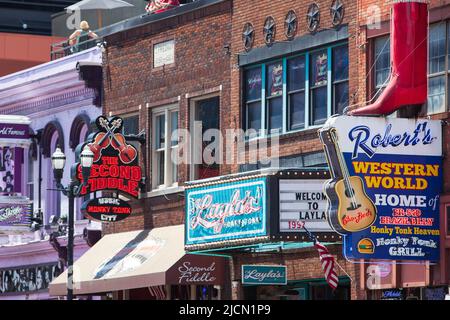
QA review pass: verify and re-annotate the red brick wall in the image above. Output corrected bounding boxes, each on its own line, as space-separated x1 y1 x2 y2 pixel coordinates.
102 1 232 233
230 245 366 300
229 0 359 172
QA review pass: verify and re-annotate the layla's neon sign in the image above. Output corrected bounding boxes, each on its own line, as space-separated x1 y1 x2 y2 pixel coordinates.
189 188 262 234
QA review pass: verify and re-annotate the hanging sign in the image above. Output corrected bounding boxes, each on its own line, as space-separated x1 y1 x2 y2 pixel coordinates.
185 177 268 248
74 116 141 198
74 116 142 223
81 197 131 223
0 197 32 233
242 265 287 285
319 115 442 261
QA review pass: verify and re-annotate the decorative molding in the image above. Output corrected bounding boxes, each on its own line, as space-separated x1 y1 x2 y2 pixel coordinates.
0 88 97 117
263 16 276 46
242 22 255 52
330 0 345 27
285 10 298 40
307 3 320 33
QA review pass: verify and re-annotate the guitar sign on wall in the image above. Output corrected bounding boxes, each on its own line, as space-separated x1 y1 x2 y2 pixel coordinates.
74 116 142 223
319 115 442 262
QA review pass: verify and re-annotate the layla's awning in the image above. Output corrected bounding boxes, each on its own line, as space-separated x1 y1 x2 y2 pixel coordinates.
49 225 226 296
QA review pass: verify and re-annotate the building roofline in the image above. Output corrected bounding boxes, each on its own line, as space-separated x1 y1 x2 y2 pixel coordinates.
100 0 229 41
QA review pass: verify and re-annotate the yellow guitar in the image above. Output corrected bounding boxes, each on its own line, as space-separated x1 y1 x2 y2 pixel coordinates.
320 127 377 234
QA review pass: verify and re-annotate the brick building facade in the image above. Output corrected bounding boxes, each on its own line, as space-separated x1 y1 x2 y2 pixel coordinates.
102 0 232 235
95 0 450 300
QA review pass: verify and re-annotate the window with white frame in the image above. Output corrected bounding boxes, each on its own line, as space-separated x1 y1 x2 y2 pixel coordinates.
373 36 391 100
152 105 178 189
428 22 448 114
243 42 348 136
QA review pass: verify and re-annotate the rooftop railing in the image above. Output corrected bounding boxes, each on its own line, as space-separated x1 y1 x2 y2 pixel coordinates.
50 34 103 60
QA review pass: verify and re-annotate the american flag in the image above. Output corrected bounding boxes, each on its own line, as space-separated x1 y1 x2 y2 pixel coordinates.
315 241 339 290
148 286 166 300
145 0 179 13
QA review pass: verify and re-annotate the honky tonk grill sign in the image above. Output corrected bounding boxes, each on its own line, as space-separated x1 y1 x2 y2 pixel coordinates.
74 116 141 198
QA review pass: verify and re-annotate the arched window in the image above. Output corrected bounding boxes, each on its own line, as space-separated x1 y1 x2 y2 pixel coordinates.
45 131 61 223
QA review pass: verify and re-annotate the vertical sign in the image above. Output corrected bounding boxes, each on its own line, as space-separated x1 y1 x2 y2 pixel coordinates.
319 116 442 261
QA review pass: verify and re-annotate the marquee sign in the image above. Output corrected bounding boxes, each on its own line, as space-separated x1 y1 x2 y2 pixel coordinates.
81 197 131 223
74 116 142 223
185 177 268 248
319 115 442 261
278 179 334 234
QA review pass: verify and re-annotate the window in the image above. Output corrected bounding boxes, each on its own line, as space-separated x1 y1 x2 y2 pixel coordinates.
244 67 262 136
191 96 220 180
373 36 391 99
310 50 328 125
266 62 283 133
333 45 349 114
428 23 447 114
447 205 450 235
288 56 306 130
122 115 139 135
152 106 178 189
243 42 348 136
371 22 450 115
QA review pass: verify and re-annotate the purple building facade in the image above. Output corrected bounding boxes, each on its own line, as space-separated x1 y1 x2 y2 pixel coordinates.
0 47 102 299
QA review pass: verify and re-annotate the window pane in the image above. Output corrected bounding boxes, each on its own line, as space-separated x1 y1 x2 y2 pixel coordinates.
429 23 446 74
334 81 349 115
288 56 305 91
267 62 283 97
247 102 261 132
196 97 220 133
311 50 328 87
267 97 283 133
171 111 178 146
427 75 445 114
447 206 450 235
311 86 327 125
245 68 262 101
374 36 390 88
155 114 165 149
122 115 139 135
289 92 305 130
448 23 450 71
157 151 165 185
333 45 349 82
172 149 178 184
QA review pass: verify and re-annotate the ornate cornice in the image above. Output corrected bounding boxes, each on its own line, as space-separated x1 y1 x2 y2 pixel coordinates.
0 88 98 116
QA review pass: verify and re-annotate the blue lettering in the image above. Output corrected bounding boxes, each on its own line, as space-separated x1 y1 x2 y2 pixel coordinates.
348 126 375 159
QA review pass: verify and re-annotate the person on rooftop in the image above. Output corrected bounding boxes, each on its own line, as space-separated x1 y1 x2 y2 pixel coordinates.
69 21 99 53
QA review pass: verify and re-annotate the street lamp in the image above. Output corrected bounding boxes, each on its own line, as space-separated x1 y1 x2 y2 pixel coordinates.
51 145 94 300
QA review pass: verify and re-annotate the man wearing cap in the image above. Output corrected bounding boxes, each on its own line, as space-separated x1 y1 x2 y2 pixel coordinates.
69 21 99 53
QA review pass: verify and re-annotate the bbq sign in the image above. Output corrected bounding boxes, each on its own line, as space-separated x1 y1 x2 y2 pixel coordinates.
74 116 141 223
75 116 141 198
81 197 131 223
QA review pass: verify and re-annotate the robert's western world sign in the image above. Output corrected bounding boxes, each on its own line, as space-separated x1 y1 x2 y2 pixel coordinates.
319 116 442 262
74 116 142 223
